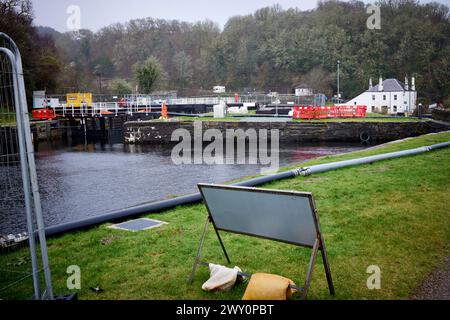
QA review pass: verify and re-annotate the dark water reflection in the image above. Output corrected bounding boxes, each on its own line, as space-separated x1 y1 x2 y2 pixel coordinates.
1 139 367 234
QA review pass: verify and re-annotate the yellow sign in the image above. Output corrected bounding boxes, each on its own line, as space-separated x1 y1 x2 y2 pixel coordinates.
66 93 92 107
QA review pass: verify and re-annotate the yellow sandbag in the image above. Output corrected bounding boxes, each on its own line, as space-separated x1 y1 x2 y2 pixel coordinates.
242 273 297 300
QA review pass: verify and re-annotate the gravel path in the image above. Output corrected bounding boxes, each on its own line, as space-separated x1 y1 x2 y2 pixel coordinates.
411 256 450 300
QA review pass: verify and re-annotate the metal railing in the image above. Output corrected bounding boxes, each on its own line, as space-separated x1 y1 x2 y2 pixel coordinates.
32 93 328 119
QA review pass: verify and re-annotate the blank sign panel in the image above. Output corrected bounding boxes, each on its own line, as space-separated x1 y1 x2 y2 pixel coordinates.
199 184 318 247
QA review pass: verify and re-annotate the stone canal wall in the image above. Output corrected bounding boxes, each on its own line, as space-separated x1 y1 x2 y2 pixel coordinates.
31 120 68 142
2 117 129 146
33 117 127 142
1 120 68 147
123 120 450 144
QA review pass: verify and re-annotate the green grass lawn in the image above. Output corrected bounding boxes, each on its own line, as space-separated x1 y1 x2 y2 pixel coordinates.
1 132 450 300
0 107 16 125
175 116 241 121
366 112 385 117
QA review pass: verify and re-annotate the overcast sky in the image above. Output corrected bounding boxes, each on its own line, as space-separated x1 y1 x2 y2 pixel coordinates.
32 0 450 32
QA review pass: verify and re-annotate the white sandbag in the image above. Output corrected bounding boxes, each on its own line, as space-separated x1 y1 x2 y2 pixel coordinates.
239 106 249 114
202 263 242 291
227 107 240 113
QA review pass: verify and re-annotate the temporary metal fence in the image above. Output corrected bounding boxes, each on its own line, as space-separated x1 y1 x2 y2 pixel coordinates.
0 33 53 300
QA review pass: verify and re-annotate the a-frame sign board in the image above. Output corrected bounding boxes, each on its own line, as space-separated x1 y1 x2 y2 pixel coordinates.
188 183 335 299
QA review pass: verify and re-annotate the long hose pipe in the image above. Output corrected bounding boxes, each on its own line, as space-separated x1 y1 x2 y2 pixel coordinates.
45 141 450 237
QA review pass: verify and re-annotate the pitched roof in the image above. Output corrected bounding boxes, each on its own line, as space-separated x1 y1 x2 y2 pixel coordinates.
294 83 312 89
367 78 408 92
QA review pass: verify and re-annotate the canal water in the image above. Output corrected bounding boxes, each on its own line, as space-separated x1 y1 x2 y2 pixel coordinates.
1 139 367 234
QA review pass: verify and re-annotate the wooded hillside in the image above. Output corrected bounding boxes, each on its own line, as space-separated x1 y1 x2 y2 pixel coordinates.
2 0 450 104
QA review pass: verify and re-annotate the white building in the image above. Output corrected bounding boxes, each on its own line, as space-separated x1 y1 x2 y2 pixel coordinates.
340 77 417 115
294 84 314 97
213 86 226 94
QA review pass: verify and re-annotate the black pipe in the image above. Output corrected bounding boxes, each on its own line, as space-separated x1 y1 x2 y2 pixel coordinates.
45 193 201 236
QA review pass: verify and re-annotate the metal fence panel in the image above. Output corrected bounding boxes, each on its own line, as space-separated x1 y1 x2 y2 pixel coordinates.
0 33 53 300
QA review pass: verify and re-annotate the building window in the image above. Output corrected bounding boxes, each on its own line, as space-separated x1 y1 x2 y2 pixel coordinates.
383 95 386 101
372 95 375 100
394 95 397 100
393 106 397 112
371 106 375 112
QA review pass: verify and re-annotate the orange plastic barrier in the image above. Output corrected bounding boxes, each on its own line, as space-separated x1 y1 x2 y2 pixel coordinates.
161 102 169 120
293 105 366 120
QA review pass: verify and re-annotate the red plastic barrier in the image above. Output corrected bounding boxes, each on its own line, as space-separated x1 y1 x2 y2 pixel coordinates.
356 105 367 118
293 106 313 119
314 106 328 119
293 106 301 119
302 106 315 119
32 108 56 120
293 105 367 120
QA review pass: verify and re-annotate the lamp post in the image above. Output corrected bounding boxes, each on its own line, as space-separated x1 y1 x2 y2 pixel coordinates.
337 60 341 104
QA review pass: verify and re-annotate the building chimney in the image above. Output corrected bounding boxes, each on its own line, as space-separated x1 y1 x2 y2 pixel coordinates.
369 78 373 89
405 76 409 91
378 76 383 92
411 77 415 91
